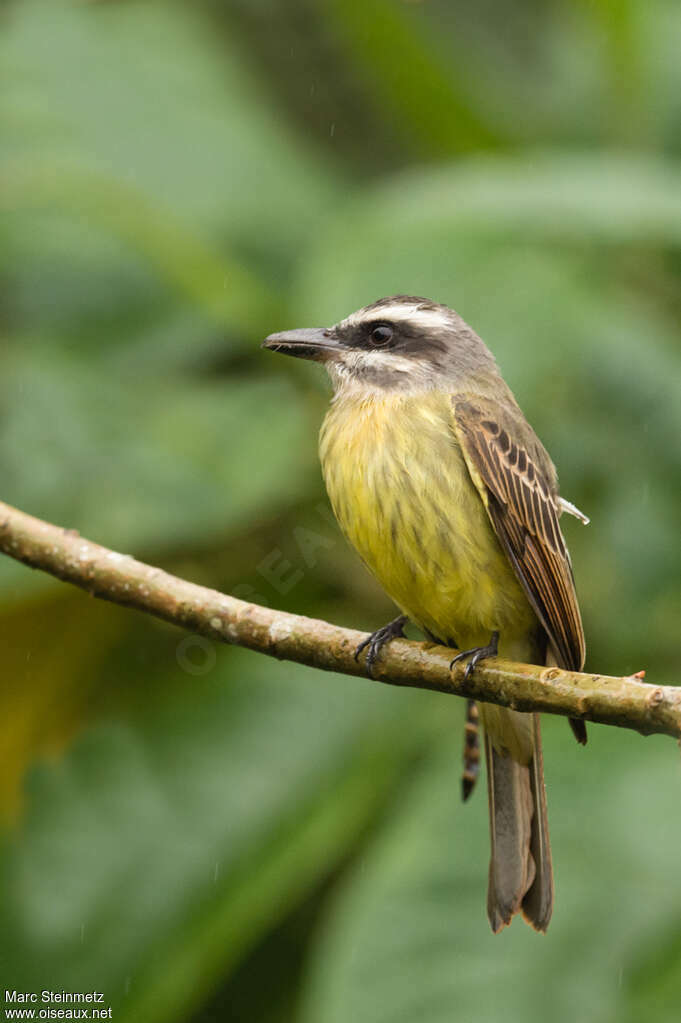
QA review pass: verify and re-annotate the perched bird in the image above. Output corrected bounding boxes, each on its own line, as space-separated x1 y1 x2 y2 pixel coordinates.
263 296 588 933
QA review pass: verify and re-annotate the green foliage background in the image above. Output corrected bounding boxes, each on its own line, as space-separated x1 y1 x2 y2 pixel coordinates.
1 1 681 1020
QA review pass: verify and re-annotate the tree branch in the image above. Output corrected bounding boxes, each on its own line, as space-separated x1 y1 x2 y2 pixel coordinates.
0 499 678 740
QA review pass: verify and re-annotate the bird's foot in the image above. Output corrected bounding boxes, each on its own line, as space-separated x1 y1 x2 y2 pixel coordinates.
450 630 499 681
354 615 408 677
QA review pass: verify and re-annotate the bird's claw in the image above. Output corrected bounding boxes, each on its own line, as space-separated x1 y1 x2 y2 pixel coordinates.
450 630 499 680
354 615 408 677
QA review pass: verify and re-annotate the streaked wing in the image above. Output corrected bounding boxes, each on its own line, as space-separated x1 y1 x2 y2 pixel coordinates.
452 397 585 672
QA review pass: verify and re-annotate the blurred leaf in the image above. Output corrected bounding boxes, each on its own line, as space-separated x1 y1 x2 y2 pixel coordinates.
0 352 317 598
1 164 280 333
1 0 338 248
624 919 681 1023
0 593 128 824
300 719 681 1023
0 647 431 1023
0 0 343 347
327 0 502 156
296 155 681 319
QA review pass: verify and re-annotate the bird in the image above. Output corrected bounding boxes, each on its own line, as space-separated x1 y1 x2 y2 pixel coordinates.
262 295 589 933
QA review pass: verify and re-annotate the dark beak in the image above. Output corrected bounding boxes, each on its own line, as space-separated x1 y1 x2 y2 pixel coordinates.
261 327 344 362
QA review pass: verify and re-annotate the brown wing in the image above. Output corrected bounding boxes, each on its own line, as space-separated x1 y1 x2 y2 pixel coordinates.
453 397 585 673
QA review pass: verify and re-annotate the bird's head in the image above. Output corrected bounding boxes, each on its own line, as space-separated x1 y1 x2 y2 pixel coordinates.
262 295 497 394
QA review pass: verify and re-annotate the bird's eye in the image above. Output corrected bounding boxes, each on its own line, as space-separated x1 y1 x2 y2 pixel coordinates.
369 323 393 347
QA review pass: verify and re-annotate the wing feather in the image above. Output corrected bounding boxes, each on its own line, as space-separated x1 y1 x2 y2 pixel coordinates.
453 397 585 673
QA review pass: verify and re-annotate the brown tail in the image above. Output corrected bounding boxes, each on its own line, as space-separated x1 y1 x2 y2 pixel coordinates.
482 706 553 933
461 699 481 801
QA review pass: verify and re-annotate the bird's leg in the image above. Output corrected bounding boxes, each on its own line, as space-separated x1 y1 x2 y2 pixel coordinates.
450 630 499 681
354 614 408 677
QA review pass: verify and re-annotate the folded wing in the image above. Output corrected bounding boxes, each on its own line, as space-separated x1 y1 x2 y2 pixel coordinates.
452 396 585 674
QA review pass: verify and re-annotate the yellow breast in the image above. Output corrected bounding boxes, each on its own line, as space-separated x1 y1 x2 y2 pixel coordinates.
319 389 536 653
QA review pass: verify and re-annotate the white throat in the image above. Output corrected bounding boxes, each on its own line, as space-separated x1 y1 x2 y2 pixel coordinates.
326 350 439 398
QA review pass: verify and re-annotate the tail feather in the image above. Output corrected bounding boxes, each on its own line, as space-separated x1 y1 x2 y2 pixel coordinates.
482 706 553 933
521 714 553 931
461 699 481 801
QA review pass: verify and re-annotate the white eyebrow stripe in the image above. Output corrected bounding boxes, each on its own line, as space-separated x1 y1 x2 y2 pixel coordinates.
341 303 453 332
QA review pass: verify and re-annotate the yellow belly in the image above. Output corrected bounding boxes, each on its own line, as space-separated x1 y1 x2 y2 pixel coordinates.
319 389 538 657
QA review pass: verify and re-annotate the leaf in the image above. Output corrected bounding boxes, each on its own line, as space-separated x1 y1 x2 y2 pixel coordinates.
300 718 681 1023
1 0 341 340
0 353 317 598
326 0 502 156
0 647 429 1023
1 164 280 334
1 0 337 249
296 155 681 324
